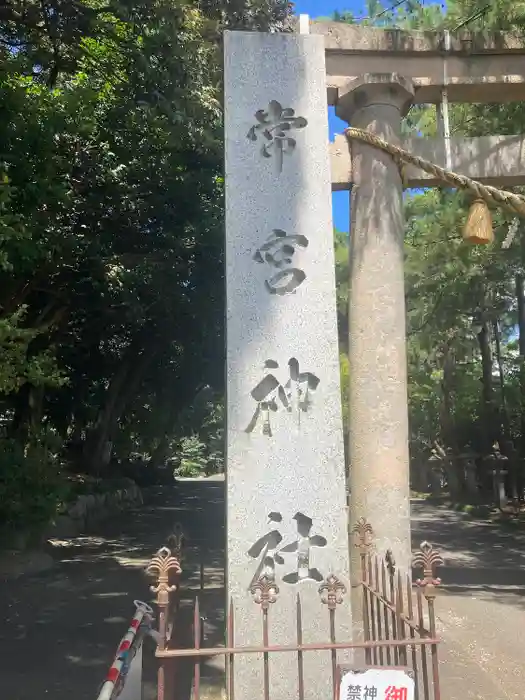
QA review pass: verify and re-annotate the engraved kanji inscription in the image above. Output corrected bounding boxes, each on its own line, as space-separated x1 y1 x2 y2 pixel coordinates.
247 512 284 588
245 358 320 436
280 512 327 584
253 229 309 295
247 512 328 587
247 100 307 174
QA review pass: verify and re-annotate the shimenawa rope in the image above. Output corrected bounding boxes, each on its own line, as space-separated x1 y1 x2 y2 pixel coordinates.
344 127 525 218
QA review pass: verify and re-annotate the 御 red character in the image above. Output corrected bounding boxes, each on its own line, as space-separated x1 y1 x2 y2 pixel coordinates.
384 686 407 700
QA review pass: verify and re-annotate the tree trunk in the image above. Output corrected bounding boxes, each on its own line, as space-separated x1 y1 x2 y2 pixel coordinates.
8 302 68 439
477 321 496 454
493 319 511 439
148 353 212 471
493 318 519 500
439 345 464 497
517 273 525 462
83 331 159 474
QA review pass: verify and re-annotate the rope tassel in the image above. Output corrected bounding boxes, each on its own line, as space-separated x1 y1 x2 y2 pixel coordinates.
463 199 493 245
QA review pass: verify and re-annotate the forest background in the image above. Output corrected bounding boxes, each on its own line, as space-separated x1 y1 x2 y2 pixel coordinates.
0 0 521 537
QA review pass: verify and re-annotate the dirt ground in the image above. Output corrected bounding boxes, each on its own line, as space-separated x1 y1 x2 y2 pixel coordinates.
2 482 525 700
0 480 224 700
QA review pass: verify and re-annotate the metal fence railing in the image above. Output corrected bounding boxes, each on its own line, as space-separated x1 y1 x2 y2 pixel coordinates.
146 519 443 700
354 517 442 700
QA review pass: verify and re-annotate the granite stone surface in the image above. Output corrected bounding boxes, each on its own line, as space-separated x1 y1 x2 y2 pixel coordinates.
224 30 352 700
337 75 414 578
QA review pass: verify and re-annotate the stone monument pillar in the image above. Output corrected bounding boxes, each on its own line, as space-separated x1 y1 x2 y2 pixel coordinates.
336 75 415 579
224 31 352 700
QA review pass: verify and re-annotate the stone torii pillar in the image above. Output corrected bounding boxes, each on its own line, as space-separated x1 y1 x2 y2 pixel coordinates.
336 74 415 578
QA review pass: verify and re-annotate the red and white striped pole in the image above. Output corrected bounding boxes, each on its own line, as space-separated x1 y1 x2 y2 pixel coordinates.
96 600 154 700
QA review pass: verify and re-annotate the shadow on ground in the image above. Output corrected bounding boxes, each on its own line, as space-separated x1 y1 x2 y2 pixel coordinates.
0 481 225 700
4 485 525 700
411 500 525 609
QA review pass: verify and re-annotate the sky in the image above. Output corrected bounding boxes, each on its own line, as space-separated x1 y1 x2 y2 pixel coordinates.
293 0 364 232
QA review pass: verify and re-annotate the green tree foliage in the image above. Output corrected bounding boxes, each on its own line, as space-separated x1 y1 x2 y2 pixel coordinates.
0 0 292 531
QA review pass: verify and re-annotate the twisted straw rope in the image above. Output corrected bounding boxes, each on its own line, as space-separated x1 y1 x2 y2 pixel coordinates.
345 127 525 217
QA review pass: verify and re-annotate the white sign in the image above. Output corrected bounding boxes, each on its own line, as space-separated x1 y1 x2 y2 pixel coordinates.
339 668 415 700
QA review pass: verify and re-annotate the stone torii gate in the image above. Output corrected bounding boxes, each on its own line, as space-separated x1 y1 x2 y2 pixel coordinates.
223 18 525 700
317 19 525 578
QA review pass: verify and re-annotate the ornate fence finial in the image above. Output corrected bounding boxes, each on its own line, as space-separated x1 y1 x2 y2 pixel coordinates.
413 541 443 599
318 574 347 610
250 574 279 611
147 546 182 606
352 517 374 553
385 548 396 577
